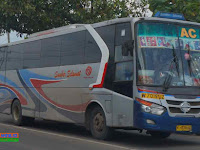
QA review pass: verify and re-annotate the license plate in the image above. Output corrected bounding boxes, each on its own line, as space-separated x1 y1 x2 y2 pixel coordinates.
176 125 192 131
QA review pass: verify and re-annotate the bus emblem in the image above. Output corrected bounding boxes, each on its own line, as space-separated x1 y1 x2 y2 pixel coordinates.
180 102 191 113
86 66 92 76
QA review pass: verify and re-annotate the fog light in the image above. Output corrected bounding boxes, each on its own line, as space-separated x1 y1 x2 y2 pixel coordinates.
146 119 156 125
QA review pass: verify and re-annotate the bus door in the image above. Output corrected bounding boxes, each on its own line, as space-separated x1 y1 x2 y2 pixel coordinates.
113 23 133 97
112 23 134 127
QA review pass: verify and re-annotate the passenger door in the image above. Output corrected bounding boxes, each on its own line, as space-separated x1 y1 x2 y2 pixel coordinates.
113 23 133 97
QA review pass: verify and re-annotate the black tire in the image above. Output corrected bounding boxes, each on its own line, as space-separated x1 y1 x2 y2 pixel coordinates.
90 106 112 140
149 131 171 139
12 99 34 126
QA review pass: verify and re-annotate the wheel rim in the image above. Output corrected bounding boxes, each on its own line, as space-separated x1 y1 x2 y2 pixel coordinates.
93 112 104 132
13 106 19 121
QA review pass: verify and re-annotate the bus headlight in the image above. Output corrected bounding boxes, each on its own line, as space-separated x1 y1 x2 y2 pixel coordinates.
136 98 166 115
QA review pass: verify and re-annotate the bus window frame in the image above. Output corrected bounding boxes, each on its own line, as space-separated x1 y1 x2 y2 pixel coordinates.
114 23 134 82
134 19 200 88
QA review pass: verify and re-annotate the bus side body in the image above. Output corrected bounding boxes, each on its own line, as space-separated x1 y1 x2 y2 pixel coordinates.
0 20 135 128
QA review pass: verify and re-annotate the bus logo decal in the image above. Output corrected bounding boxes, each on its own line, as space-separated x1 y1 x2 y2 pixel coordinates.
86 66 92 76
67 70 81 78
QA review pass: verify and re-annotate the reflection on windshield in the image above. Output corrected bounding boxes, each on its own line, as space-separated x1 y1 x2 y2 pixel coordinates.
137 22 200 87
138 48 184 86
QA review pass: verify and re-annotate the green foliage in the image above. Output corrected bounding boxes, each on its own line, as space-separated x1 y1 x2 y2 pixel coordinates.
0 0 149 35
130 0 149 17
0 0 79 34
149 0 200 23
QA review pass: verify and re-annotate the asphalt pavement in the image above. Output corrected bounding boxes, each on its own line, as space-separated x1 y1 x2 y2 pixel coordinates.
0 113 200 150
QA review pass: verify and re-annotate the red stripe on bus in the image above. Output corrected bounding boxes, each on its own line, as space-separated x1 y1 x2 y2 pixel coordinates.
30 79 88 112
0 84 27 105
138 88 160 94
93 63 108 88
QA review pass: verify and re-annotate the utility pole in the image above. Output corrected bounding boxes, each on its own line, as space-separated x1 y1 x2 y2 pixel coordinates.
7 32 10 43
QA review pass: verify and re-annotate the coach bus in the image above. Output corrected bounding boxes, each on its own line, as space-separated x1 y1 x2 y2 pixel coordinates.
0 15 200 140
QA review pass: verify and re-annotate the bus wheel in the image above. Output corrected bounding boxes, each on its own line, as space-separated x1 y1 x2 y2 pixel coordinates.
90 106 112 140
148 131 171 139
12 99 34 126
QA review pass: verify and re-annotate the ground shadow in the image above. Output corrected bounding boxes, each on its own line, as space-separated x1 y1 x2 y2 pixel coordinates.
1 114 200 149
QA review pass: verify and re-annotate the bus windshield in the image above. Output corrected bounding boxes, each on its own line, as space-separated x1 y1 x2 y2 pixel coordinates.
137 22 200 87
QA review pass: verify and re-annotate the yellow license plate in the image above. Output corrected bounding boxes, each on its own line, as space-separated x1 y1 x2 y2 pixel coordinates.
176 125 192 131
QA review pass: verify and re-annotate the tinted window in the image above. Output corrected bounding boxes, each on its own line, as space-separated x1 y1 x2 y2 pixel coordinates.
23 40 41 69
96 25 116 90
115 23 131 46
7 45 23 70
115 45 132 62
84 31 101 63
61 31 85 65
114 23 133 81
0 47 6 71
115 61 133 81
41 37 61 67
113 23 133 98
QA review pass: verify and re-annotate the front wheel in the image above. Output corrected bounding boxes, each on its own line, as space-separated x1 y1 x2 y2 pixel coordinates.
90 106 112 140
148 131 171 139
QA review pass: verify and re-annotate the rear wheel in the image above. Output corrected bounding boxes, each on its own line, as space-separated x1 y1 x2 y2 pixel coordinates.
149 131 171 139
90 106 112 140
12 99 34 126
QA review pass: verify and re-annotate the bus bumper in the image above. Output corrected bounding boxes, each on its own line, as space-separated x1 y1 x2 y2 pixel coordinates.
134 101 200 134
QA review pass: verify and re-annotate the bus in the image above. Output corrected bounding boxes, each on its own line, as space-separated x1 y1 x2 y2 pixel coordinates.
0 16 200 140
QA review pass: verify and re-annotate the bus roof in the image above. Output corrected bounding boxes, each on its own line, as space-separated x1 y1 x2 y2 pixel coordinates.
1 17 200 48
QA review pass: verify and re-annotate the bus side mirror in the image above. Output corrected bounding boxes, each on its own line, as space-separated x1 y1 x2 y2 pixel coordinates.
122 40 134 56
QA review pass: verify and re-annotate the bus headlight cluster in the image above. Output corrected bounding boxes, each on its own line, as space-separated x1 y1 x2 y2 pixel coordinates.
136 98 166 115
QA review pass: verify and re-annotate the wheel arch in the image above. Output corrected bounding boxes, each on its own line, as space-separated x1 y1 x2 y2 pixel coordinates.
85 100 106 130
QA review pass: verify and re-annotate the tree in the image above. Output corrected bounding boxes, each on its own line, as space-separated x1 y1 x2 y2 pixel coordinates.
129 0 149 17
0 0 149 35
0 0 79 34
149 0 200 23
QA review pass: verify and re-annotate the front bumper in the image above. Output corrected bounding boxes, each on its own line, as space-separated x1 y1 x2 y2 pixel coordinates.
134 101 200 134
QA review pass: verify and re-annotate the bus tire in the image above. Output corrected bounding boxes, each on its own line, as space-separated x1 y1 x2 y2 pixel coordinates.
149 131 171 139
90 106 112 140
12 99 34 126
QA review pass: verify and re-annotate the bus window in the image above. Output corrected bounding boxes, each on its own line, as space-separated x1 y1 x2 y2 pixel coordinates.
114 23 133 82
7 45 23 70
41 37 61 67
23 41 41 69
61 31 85 65
115 23 132 46
97 25 116 90
115 45 132 62
84 31 101 63
115 61 133 81
0 47 7 71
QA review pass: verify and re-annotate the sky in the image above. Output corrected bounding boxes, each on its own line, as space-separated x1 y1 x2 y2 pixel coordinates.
0 31 26 45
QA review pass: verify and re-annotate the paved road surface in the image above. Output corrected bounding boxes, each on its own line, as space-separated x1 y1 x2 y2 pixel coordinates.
0 113 200 150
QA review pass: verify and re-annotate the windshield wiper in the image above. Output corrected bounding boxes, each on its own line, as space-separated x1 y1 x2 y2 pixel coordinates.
162 45 179 92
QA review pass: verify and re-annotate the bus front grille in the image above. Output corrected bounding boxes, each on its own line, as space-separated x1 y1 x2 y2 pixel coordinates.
169 107 200 114
167 100 200 114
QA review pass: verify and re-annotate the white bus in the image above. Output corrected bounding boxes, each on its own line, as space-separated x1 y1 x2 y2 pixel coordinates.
0 16 200 140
